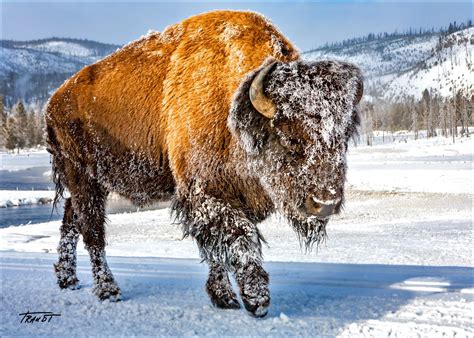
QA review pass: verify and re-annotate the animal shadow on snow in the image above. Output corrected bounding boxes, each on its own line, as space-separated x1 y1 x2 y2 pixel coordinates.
265 261 472 327
99 256 472 328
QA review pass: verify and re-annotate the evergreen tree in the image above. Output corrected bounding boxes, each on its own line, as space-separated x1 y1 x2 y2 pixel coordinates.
13 101 28 149
5 117 18 151
0 95 7 149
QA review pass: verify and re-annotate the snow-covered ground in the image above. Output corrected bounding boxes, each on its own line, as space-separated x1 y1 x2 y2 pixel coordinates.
383 28 474 101
0 135 473 336
18 41 95 58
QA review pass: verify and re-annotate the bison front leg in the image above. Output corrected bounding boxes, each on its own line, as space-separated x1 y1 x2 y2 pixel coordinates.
183 196 270 317
234 258 270 317
71 178 121 301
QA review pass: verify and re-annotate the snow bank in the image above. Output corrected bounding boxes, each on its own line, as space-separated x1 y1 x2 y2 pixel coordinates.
0 190 55 208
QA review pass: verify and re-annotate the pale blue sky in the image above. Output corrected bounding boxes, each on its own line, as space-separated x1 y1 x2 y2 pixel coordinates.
1 1 472 51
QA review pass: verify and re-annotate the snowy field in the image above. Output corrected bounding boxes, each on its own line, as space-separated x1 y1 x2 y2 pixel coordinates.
347 132 472 194
0 135 473 336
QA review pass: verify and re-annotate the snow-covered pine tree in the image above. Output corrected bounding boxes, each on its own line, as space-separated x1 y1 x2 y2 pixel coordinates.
0 95 7 149
13 101 28 150
5 116 18 152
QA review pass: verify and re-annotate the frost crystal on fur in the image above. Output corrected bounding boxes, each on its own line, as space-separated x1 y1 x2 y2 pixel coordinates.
206 262 240 309
289 216 328 252
88 248 121 301
266 61 360 146
175 182 265 270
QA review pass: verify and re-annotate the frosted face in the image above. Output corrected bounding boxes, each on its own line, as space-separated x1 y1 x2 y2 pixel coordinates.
259 60 361 219
251 115 353 220
229 59 362 247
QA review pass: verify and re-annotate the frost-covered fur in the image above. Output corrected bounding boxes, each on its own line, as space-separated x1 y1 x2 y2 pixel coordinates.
46 10 362 318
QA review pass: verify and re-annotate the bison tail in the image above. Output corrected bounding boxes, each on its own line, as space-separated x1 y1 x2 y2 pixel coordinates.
46 124 66 212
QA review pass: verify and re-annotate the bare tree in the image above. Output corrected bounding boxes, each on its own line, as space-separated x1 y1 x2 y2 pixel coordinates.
360 101 374 146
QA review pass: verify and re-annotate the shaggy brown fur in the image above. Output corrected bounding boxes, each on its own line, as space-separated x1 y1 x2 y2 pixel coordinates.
46 10 362 317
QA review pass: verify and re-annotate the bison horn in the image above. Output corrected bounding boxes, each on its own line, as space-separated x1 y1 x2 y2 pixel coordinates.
249 62 277 119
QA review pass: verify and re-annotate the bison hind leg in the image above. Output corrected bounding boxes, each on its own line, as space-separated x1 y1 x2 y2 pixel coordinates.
206 261 240 309
54 198 80 289
70 174 121 301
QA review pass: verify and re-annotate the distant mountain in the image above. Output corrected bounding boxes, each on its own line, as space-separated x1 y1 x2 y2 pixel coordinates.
304 27 474 102
0 38 120 107
2 28 473 109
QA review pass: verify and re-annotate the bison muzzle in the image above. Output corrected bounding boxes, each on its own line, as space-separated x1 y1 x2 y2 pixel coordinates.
46 10 363 317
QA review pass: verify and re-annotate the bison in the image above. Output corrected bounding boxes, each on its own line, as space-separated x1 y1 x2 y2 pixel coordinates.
46 10 363 317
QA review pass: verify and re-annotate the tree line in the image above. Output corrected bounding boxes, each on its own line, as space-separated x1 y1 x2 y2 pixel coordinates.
1 90 472 152
0 96 46 152
308 20 473 53
359 89 473 145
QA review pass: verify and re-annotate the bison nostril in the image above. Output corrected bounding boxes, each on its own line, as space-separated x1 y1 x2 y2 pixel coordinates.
311 197 323 213
305 196 339 218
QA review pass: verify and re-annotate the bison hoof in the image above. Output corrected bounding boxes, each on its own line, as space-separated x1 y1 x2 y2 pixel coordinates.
54 262 80 290
206 272 241 310
94 283 122 302
237 264 270 317
243 298 270 318
211 297 241 310
57 277 80 290
102 292 122 302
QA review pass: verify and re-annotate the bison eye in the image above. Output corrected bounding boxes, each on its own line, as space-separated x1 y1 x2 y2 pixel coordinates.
280 137 305 157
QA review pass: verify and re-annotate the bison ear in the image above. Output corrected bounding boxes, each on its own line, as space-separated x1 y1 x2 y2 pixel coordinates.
228 61 276 155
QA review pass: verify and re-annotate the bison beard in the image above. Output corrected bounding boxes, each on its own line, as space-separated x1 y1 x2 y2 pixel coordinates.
289 217 329 252
46 10 362 318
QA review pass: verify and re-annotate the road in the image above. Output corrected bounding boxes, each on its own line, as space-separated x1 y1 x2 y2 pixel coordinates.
1 251 472 336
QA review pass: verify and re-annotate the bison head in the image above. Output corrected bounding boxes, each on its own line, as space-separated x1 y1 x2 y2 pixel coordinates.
229 59 363 249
